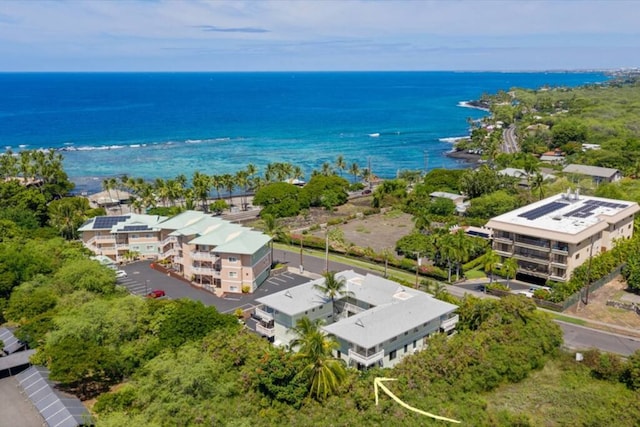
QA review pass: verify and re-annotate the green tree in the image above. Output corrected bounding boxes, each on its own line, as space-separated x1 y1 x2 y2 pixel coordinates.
261 213 287 266
482 249 501 284
313 271 354 321
48 197 90 240
302 175 349 208
290 317 347 400
253 182 309 218
503 257 519 287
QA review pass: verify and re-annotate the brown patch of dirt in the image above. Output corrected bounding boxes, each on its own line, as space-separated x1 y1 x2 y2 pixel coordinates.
565 276 640 330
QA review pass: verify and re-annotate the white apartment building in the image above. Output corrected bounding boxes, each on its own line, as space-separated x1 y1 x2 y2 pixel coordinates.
254 271 459 369
486 191 639 283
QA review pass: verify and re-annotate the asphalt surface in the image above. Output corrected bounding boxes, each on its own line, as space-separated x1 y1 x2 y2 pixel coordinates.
119 249 640 357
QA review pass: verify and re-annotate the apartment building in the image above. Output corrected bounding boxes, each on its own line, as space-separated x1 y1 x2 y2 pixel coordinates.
486 191 639 283
254 271 459 369
79 211 271 294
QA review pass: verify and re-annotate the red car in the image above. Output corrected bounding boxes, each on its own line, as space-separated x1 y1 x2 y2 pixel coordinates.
147 289 166 298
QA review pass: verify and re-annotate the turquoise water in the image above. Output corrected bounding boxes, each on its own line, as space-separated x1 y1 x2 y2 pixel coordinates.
0 72 608 192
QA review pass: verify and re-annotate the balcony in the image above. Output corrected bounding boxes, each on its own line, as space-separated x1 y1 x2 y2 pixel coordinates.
551 246 569 255
173 256 183 264
256 323 275 337
513 253 549 265
550 259 567 267
348 348 384 367
514 237 550 251
495 249 511 257
192 266 221 276
161 236 178 246
549 274 567 282
440 314 459 332
254 307 274 322
191 251 218 261
493 235 513 244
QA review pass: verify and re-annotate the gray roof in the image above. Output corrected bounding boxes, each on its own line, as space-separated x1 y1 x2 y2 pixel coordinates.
0 327 24 354
258 271 458 348
563 164 620 178
0 349 36 372
323 294 456 349
16 366 93 427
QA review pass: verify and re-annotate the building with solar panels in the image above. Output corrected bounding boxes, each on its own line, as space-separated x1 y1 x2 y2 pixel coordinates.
79 211 271 295
486 191 640 283
78 214 168 261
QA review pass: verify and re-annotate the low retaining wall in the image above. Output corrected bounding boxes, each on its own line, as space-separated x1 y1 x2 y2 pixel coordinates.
149 262 192 284
606 299 640 316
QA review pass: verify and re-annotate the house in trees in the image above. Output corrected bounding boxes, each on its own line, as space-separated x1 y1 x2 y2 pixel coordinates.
254 271 459 369
562 164 622 185
486 191 639 283
79 211 271 295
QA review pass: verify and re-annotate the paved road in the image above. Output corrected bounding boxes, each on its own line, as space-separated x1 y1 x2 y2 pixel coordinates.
502 124 519 153
558 321 640 356
120 249 640 356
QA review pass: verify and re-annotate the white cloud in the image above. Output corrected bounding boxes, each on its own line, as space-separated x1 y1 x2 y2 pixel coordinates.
0 0 638 71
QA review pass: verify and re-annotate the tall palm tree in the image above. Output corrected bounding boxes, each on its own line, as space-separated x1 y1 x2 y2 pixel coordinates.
503 257 519 288
235 170 249 210
210 174 223 201
531 172 545 201
289 317 347 400
449 230 472 281
482 249 500 284
348 162 360 184
313 271 354 321
262 214 287 266
220 173 235 208
320 161 333 176
191 171 211 212
335 155 346 177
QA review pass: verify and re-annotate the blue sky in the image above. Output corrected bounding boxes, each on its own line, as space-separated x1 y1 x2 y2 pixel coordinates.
1 0 638 72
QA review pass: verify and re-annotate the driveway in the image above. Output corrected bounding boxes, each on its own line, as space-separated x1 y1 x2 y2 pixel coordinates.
119 261 310 315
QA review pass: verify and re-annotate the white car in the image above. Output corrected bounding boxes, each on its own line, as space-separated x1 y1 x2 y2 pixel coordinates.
115 270 128 279
513 290 534 298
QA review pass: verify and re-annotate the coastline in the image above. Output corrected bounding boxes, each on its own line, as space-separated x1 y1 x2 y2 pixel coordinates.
445 149 482 164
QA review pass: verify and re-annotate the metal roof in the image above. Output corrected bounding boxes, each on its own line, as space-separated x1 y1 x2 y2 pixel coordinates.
16 366 93 427
563 164 620 178
0 327 24 354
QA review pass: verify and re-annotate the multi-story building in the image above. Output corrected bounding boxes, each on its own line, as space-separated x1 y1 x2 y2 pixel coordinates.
486 191 639 283
254 271 459 369
79 210 271 294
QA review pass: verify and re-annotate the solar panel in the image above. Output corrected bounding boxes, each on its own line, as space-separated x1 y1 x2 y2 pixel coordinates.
564 200 629 218
518 202 568 220
93 215 129 229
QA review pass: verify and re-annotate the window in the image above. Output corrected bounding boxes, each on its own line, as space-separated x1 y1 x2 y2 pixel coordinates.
390 336 397 343
389 350 396 360
413 340 417 349
575 253 580 260
229 271 238 278
229 256 238 263
404 344 408 353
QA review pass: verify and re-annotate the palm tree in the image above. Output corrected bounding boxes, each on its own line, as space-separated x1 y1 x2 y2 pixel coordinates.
449 230 472 281
313 271 354 321
235 170 249 210
288 317 325 351
191 171 211 212
320 161 333 176
290 317 347 400
348 162 360 184
503 257 519 288
531 172 545 200
482 249 500 284
220 173 235 208
335 155 346 177
210 174 223 201
262 214 287 266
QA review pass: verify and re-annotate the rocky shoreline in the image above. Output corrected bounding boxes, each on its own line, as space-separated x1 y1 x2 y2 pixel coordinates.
445 149 482 165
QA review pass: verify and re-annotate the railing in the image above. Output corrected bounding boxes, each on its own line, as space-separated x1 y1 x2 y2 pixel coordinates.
514 237 550 250
160 236 178 246
495 249 511 257
94 235 115 241
549 274 567 282
493 235 513 244
341 302 364 315
191 266 221 276
513 253 549 264
550 260 567 267
440 314 459 332
256 323 275 337
173 256 183 264
255 307 274 321
551 246 569 255
348 348 384 367
191 251 219 261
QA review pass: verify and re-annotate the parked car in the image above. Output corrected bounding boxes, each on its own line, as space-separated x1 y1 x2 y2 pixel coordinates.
115 270 128 278
147 289 166 298
513 290 534 298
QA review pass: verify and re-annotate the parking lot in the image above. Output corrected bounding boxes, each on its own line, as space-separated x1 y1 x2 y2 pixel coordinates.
118 261 312 315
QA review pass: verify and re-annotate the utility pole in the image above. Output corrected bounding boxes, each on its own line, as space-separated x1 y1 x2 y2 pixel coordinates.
325 229 330 273
299 234 304 274
583 235 595 305
367 156 372 189
414 252 421 288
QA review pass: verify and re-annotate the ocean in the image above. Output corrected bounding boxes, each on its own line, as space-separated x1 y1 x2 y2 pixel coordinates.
0 72 608 193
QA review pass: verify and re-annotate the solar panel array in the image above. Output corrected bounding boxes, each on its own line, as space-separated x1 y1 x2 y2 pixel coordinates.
122 225 151 232
517 202 568 220
564 199 629 219
16 366 93 427
93 215 129 229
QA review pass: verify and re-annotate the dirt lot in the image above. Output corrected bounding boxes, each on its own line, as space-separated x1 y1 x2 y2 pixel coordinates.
565 276 640 331
277 196 415 254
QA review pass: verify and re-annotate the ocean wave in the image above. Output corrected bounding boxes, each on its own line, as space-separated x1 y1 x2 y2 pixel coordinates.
438 136 469 143
368 133 380 137
457 101 490 112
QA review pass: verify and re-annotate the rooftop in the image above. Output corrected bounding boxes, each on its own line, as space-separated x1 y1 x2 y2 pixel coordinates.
257 271 458 349
487 192 640 239
563 164 621 178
